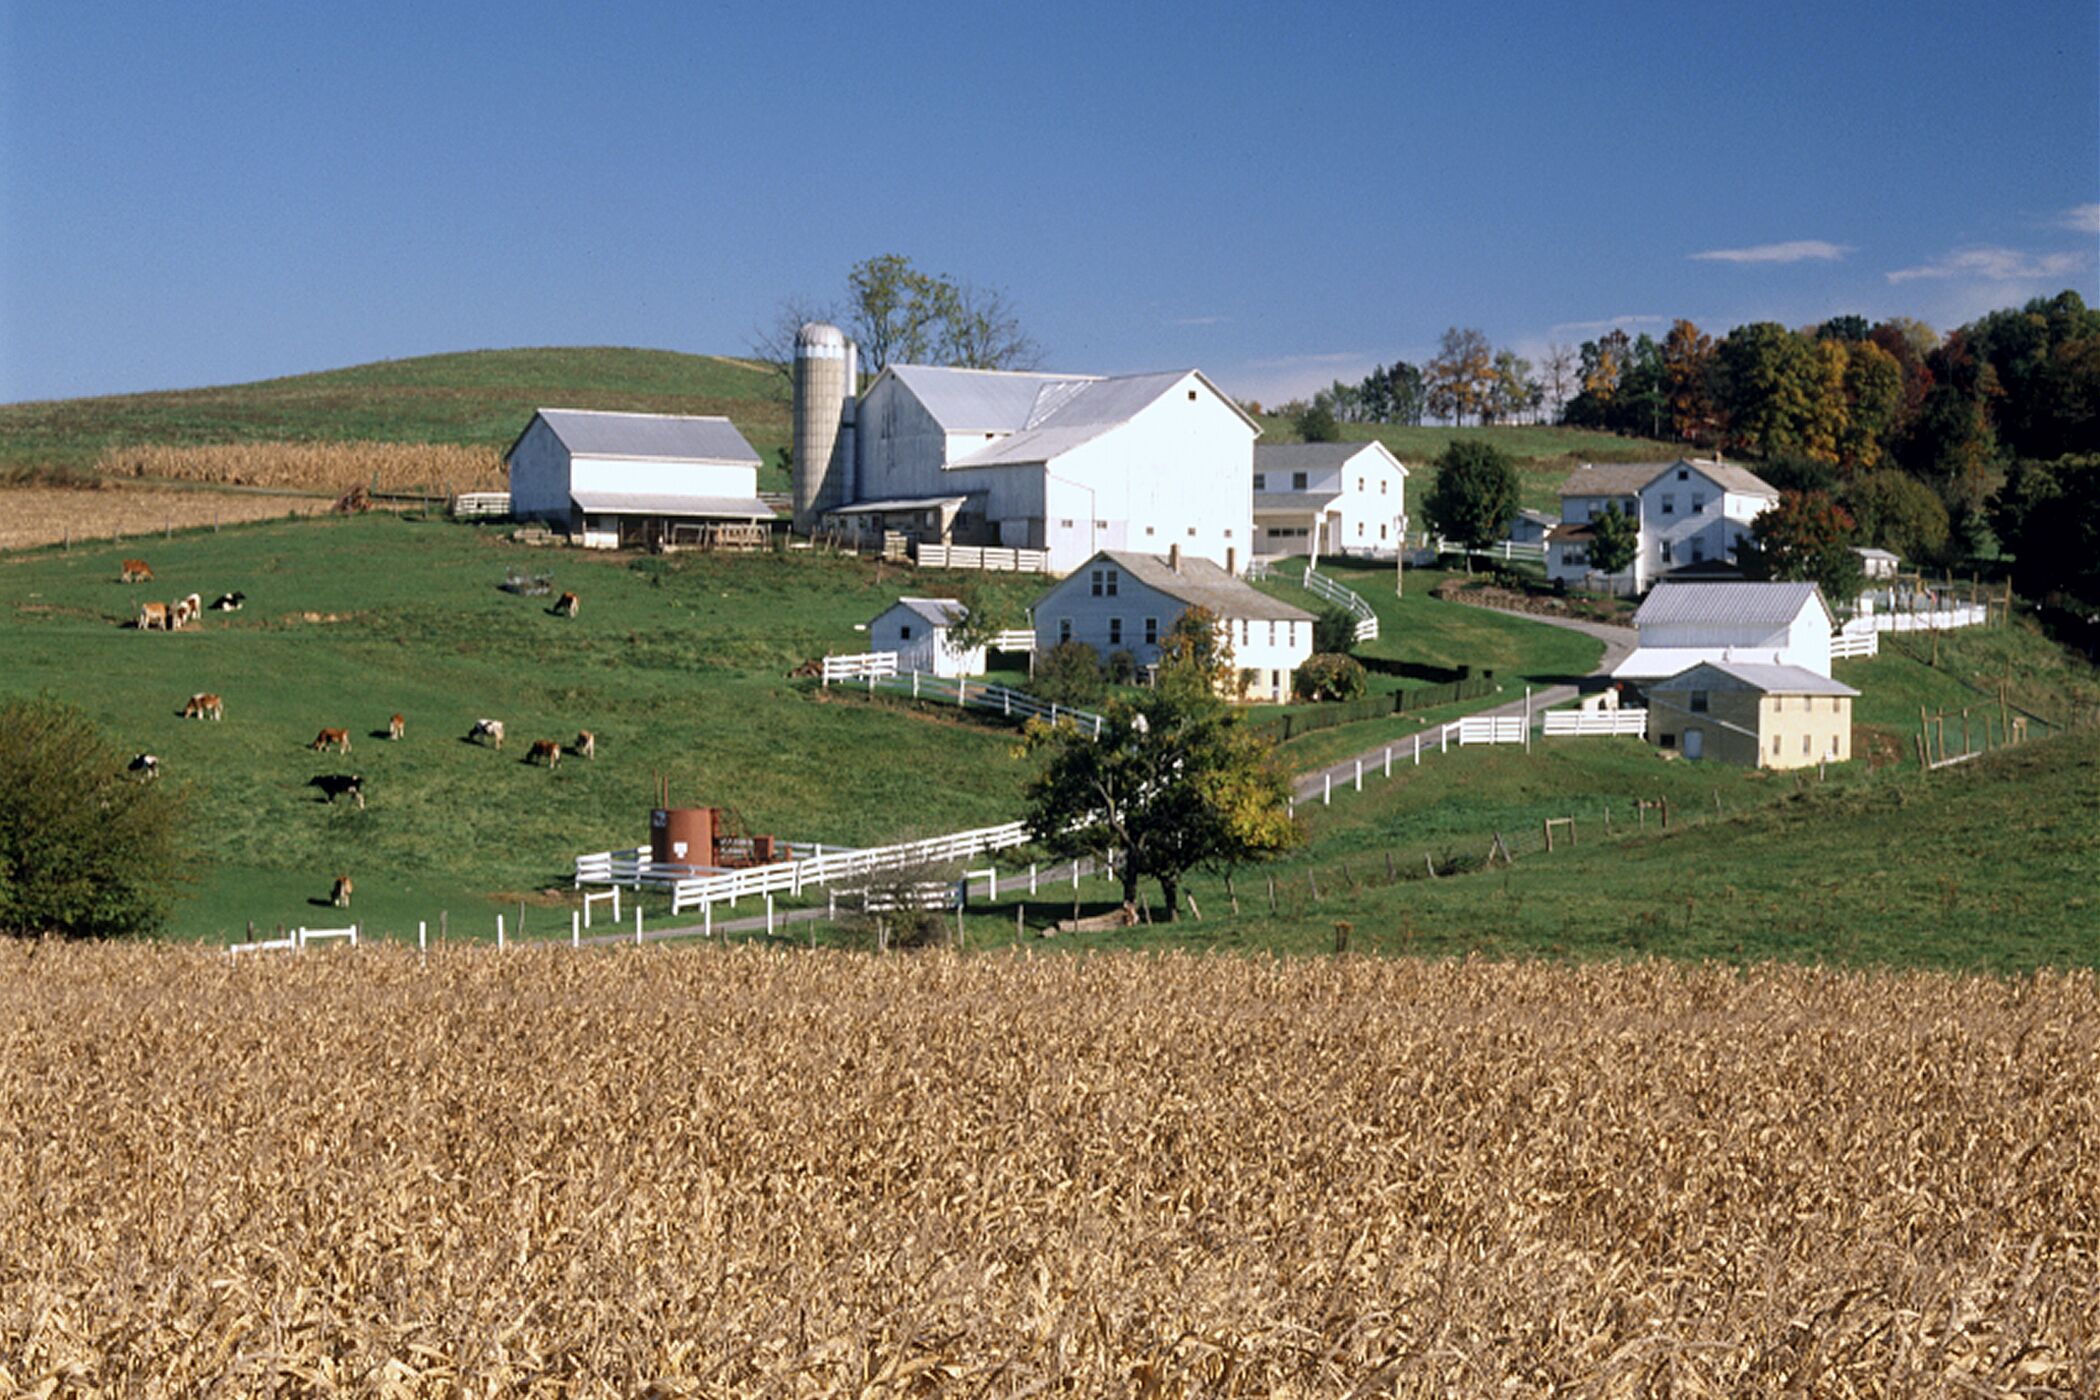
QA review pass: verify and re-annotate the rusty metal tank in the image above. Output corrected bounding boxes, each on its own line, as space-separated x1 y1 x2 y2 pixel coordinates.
651 806 716 872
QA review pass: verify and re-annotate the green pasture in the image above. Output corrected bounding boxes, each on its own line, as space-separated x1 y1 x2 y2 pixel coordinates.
1253 420 1685 512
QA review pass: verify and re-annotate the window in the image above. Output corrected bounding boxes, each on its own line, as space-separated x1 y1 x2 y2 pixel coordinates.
1690 690 1709 713
1380 479 1388 494
1224 528 1233 538
1144 617 1158 645
1774 735 1783 755
1661 541 1674 564
1267 620 1276 644
1691 539 1705 563
1187 389 1197 401
1692 493 1706 515
1145 526 1155 536
1357 476 1365 491
1059 518 1075 529
1380 523 1388 540
1240 619 1251 644
1356 521 1364 537
1253 473 1267 490
1660 732 1676 749
1292 472 1308 490
1661 493 1676 515
1090 569 1104 597
1186 527 1196 537
1109 617 1122 645
1803 734 1812 755
1058 618 1072 643
899 624 912 639
1105 569 1118 597
1677 468 1689 481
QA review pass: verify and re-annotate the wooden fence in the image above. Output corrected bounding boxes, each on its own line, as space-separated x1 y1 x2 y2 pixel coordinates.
854 672 1106 736
1829 630 1881 660
821 651 899 683
1541 709 1649 737
914 542 1051 573
449 492 511 520
1301 566 1379 642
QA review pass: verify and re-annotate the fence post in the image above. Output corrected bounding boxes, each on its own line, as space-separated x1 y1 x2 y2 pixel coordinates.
1524 687 1532 751
1415 732 1421 766
1029 862 1038 895
1441 725 1448 754
766 892 775 938
635 905 643 946
1384 745 1391 778
497 914 505 951
1354 759 1362 792
704 900 712 939
572 910 580 948
419 920 427 955
1323 772 1331 806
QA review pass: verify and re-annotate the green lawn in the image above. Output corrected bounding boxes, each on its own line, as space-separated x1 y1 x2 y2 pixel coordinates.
0 347 794 489
0 515 1032 940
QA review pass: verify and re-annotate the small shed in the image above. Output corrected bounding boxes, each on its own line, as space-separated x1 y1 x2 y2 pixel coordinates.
868 597 983 678
1853 545 1900 580
1647 660 1857 768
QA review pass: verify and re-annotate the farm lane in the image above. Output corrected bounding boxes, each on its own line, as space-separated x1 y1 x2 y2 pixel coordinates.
1289 609 1637 801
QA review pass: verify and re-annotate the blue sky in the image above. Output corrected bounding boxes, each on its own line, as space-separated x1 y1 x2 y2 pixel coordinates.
3 0 2095 406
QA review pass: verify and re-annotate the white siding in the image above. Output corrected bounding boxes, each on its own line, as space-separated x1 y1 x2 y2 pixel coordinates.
569 457 758 499
868 604 983 678
1031 566 1312 702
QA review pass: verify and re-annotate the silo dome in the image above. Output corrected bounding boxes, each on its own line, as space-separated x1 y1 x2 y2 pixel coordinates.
797 322 847 352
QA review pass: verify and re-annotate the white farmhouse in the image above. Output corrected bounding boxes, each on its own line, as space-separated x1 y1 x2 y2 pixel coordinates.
867 597 983 678
507 408 772 549
1032 548 1315 702
1252 442 1408 559
1547 458 1778 593
792 324 1258 576
1612 581 1839 684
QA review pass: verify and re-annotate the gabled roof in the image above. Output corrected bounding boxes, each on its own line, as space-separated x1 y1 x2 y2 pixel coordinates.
1044 551 1315 622
1651 660 1858 697
1518 508 1558 527
1634 581 1833 630
1255 441 1408 475
877 596 968 629
568 491 772 518
1680 459 1780 497
519 408 761 465
1559 462 1671 497
875 364 1260 467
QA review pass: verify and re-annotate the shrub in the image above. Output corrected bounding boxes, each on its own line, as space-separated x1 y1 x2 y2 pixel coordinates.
1105 649 1139 685
1032 642 1105 706
1313 607 1358 656
0 697 189 939
1293 653 1369 702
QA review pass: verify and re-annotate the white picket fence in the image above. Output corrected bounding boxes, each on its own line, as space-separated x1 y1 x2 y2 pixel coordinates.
1829 630 1880 660
1301 566 1379 642
1431 535 1547 564
1542 709 1650 737
1446 714 1528 745
663 821 1033 917
449 492 511 520
229 923 359 957
571 838 833 887
821 650 899 683
914 542 1051 573
861 671 1106 736
1848 603 1989 633
989 629 1037 652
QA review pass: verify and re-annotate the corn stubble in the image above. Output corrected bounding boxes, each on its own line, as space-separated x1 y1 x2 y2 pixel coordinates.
2 944 2093 1397
96 442 504 494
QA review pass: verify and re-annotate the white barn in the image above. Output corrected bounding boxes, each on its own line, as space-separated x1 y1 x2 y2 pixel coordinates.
506 408 772 549
1032 548 1315 703
1612 581 1838 683
867 597 983 678
1252 441 1408 559
792 325 1259 576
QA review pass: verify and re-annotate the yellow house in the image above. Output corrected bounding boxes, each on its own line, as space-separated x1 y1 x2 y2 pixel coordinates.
1647 660 1857 768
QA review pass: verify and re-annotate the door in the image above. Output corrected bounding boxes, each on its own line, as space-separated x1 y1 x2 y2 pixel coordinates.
1684 727 1704 760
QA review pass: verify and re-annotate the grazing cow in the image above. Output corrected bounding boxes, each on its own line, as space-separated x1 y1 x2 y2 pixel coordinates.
552 591 580 618
574 729 596 760
137 601 171 631
468 718 505 749
171 593 203 630
388 712 405 741
129 753 160 781
527 739 562 769
182 693 224 721
210 591 245 611
119 560 154 584
331 875 354 908
309 727 351 753
310 773 365 809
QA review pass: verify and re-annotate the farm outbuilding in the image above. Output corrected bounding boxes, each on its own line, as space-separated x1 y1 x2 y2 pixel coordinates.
506 408 773 549
1612 582 1838 683
868 597 984 678
1647 660 1857 768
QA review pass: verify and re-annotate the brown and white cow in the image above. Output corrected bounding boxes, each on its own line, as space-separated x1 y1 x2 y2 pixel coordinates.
330 875 353 908
574 729 596 760
310 728 351 753
388 713 405 741
137 601 171 631
171 593 202 630
552 591 579 618
182 693 224 721
527 739 561 769
467 718 504 749
119 560 153 583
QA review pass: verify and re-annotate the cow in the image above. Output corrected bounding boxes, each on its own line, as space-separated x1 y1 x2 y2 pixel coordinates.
309 728 351 753
119 559 154 584
330 875 354 908
309 773 365 809
182 693 224 721
210 591 246 612
137 601 171 631
574 729 596 760
129 753 160 781
527 739 562 769
551 591 579 618
467 718 505 749
171 593 203 630
388 713 405 741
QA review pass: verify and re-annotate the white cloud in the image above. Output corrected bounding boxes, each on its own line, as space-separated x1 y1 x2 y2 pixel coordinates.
1549 314 1668 335
1885 245 2087 284
1171 314 1231 327
1689 240 1851 265
2056 203 2100 235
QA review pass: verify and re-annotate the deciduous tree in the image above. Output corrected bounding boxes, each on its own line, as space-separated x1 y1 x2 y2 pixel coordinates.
1423 440 1520 570
1427 327 1497 425
1745 489 1862 604
1586 502 1640 579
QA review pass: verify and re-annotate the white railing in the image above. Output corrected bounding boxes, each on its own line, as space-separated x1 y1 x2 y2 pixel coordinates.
988 629 1038 652
450 491 511 520
862 671 1105 737
1829 630 1880 660
1542 709 1650 737
1243 559 1273 581
914 542 1051 573
1847 604 1989 633
1301 566 1379 642
821 650 899 684
663 820 1033 916
1431 534 1546 564
572 838 834 889
1446 715 1527 745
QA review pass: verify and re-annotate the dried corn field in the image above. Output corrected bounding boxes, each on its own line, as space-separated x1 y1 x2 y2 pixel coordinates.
0 485 334 553
96 440 506 494
3 945 2095 1397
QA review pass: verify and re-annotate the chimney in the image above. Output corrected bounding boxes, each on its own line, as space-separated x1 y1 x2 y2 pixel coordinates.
1226 545 1238 576
1168 543 1181 573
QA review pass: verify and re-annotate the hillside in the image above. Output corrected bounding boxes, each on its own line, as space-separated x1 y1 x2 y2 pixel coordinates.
0 347 792 485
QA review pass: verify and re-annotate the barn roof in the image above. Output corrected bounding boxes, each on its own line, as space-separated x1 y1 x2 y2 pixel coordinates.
524 408 761 465
1652 660 1858 696
1634 581 1832 629
878 365 1259 465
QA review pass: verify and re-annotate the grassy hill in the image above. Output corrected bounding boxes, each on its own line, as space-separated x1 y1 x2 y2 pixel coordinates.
0 347 793 487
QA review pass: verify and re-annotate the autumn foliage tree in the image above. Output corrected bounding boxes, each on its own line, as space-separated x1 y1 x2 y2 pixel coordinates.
1745 490 1862 605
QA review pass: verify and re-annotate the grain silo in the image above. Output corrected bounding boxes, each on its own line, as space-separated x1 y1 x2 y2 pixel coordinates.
791 322 857 532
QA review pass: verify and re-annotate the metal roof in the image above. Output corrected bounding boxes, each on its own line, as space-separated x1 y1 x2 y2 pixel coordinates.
1651 660 1858 696
1633 582 1831 629
822 495 968 514
885 365 1100 432
1255 441 1408 474
568 492 773 518
1046 550 1315 622
878 596 969 628
880 365 1259 463
529 408 761 464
